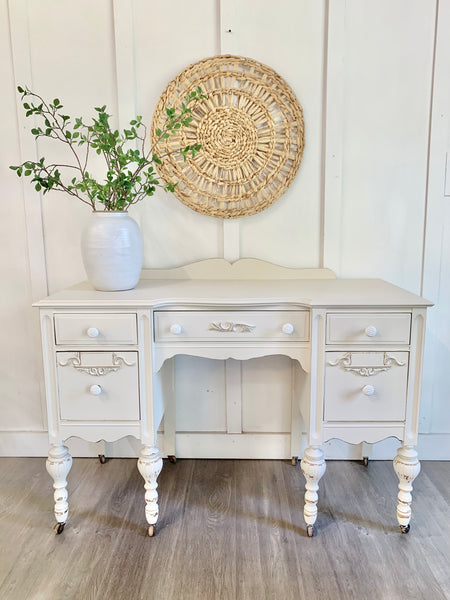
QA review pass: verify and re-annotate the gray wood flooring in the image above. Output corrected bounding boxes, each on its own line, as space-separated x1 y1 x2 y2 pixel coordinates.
0 457 449 600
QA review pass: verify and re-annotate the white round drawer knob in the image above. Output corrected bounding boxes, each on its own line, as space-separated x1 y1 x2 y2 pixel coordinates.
365 325 377 338
87 327 100 338
282 323 294 335
89 384 102 396
169 323 182 335
362 385 375 396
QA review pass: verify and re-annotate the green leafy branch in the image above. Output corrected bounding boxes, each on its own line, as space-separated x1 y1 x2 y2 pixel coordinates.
10 85 205 211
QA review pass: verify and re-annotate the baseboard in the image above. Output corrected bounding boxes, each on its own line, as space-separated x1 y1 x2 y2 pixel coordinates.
1 430 449 460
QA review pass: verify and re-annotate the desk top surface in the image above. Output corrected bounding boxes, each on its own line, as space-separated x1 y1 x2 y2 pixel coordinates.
35 277 432 309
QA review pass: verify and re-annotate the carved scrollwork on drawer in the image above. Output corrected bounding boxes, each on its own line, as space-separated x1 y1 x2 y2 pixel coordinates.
57 352 136 376
208 321 256 333
327 352 407 377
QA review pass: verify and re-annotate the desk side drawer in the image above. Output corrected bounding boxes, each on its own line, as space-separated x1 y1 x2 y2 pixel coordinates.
54 313 137 345
324 351 408 422
56 351 140 421
154 310 309 342
326 313 411 345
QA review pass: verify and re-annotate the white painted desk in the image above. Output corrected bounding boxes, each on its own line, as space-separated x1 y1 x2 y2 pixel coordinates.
35 259 432 537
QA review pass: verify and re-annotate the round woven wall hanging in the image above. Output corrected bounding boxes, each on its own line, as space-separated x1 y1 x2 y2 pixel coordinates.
151 55 305 219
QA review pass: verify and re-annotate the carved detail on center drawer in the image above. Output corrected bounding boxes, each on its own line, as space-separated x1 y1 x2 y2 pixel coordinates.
208 321 256 333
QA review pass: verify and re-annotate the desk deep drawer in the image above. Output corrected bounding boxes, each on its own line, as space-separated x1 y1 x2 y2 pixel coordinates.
54 313 137 345
324 351 408 422
56 352 140 421
326 313 411 345
154 310 309 342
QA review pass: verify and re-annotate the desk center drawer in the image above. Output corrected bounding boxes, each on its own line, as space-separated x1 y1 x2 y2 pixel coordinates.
154 310 309 342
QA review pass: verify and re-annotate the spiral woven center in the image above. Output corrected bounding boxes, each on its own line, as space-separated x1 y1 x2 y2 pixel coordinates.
196 107 258 169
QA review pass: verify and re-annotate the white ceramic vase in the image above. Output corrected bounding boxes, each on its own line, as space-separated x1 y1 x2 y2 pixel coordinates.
81 212 143 291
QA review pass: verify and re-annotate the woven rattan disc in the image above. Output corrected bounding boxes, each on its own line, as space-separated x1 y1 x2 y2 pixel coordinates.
151 55 305 219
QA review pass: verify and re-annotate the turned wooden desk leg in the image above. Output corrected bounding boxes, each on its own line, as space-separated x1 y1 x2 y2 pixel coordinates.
46 444 72 534
300 446 326 537
393 445 421 534
137 445 163 537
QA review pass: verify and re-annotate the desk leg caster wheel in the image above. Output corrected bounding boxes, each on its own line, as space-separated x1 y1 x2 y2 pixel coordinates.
291 456 298 466
54 522 65 535
98 454 107 464
148 525 155 537
400 524 410 534
362 457 369 467
168 455 177 464
306 525 314 538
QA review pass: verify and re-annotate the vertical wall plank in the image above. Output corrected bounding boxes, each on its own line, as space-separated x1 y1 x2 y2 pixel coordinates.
113 0 136 130
132 0 223 268
8 0 48 303
225 359 242 434
1 0 46 432
322 0 346 275
323 0 436 291
223 0 326 269
7 0 48 431
422 0 450 434
219 0 241 262
223 221 240 262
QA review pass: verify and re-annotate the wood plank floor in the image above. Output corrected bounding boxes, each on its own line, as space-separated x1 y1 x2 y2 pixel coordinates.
0 457 449 600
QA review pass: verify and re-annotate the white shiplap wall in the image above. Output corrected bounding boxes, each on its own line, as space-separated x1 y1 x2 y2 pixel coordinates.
0 0 448 459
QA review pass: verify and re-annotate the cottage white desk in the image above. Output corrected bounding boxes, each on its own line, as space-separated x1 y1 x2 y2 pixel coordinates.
35 259 432 537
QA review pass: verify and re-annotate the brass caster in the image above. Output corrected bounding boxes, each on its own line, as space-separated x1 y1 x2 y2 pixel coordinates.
291 456 298 466
98 454 107 464
400 524 410 534
168 455 177 464
362 457 369 467
54 522 65 535
148 525 155 537
306 524 314 538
